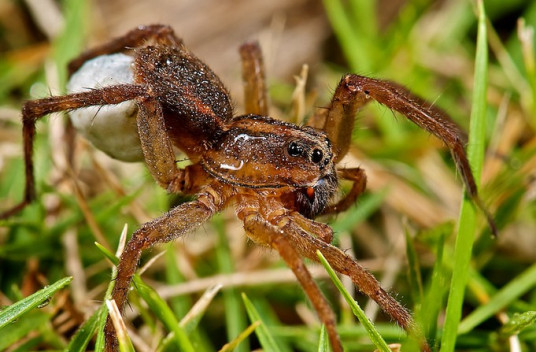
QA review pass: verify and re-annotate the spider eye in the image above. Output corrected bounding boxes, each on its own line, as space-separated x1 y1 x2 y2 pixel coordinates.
311 149 323 164
288 142 303 157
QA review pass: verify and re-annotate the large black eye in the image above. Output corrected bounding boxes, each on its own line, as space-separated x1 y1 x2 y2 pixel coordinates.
288 142 303 157
311 149 323 163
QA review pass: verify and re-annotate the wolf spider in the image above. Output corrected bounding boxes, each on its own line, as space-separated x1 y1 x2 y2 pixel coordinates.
1 25 496 351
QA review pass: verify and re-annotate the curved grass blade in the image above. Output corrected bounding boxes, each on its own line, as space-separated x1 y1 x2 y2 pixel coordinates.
441 1 490 351
219 321 261 352
133 276 195 352
459 262 536 334
66 305 106 352
316 250 391 352
0 276 72 329
106 300 134 352
242 293 282 352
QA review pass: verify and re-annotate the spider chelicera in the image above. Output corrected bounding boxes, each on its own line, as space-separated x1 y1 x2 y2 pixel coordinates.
1 25 496 352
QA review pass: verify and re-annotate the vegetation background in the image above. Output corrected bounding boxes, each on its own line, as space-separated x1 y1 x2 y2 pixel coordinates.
0 0 535 351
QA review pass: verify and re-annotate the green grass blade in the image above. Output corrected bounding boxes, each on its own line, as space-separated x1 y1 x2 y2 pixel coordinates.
348 0 378 40
93 302 110 352
0 311 51 350
458 262 536 334
321 0 372 71
405 229 424 304
419 230 448 346
0 276 72 329
214 215 249 352
158 284 220 352
316 250 391 352
165 245 193 317
219 321 260 352
441 1 489 351
95 241 120 265
53 0 87 89
106 300 135 352
133 276 195 352
317 324 329 352
66 305 106 352
94 230 127 352
242 293 283 352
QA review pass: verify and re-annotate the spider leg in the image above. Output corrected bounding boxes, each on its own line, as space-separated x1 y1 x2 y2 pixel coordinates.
280 217 432 350
68 24 184 75
288 210 334 243
237 207 343 352
135 96 207 194
287 221 413 329
0 84 147 219
322 167 367 216
261 198 415 330
311 74 496 235
306 75 368 163
239 41 269 115
105 184 227 352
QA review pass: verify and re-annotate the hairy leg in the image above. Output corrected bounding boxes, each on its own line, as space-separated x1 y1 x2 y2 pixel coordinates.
0 84 148 219
310 74 496 234
239 41 268 116
135 96 208 194
280 216 431 351
263 197 414 330
105 184 227 352
288 222 413 329
322 167 367 216
237 206 343 352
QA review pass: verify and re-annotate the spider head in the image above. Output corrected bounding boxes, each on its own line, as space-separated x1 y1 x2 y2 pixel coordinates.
201 115 338 213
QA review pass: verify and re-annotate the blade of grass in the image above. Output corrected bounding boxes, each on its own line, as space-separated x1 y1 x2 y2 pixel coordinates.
66 304 106 352
95 241 119 265
317 324 329 352
441 1 489 351
321 0 373 72
0 311 50 350
97 235 198 352
0 276 72 328
246 297 293 352
517 18 536 125
106 300 134 352
133 274 195 352
94 226 128 352
52 0 86 89
213 215 249 352
180 284 222 333
218 321 261 352
158 284 221 352
316 250 391 352
242 293 283 352
165 245 193 317
348 0 378 40
459 262 536 334
418 230 448 346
